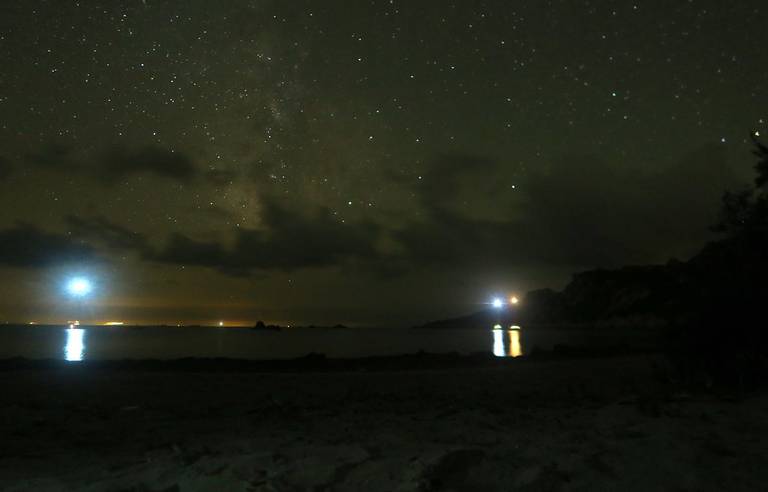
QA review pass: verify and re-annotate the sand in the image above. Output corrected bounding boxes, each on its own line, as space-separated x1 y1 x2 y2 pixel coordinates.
1 354 767 491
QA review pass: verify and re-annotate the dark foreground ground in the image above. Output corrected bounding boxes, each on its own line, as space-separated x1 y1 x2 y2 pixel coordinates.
1 354 767 491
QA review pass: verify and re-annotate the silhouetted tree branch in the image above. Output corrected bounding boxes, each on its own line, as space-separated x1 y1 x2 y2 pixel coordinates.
751 133 768 189
713 135 768 235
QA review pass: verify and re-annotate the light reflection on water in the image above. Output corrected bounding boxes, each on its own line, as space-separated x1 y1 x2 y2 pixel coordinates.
26 325 528 360
64 328 86 361
492 326 523 358
509 329 522 357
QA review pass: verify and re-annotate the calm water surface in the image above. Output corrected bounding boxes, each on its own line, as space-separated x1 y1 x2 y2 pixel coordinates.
0 324 659 361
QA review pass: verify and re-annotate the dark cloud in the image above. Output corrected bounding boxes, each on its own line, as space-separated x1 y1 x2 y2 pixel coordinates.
151 197 382 274
64 195 383 276
199 204 237 222
51 146 741 278
26 143 79 170
65 215 151 254
18 143 199 184
520 147 741 265
392 154 540 268
97 146 198 184
151 232 227 268
245 161 281 183
0 156 11 180
411 154 506 217
0 223 97 267
516 154 653 265
205 168 239 187
392 149 742 271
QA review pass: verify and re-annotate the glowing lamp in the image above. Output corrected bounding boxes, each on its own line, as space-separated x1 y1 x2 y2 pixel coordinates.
492 298 504 309
510 296 519 305
67 277 92 297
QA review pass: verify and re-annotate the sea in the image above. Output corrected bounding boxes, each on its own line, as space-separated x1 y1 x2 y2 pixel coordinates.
0 324 662 362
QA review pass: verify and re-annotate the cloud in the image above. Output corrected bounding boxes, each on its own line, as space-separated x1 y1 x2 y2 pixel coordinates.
391 153 545 268
150 197 382 274
97 145 198 183
152 232 225 267
26 143 80 170
518 146 741 265
205 168 239 187
64 194 383 276
20 143 200 184
58 152 663 276
65 215 151 254
0 156 11 180
514 154 651 265
9 145 739 279
411 153 510 218
392 148 741 271
0 223 97 267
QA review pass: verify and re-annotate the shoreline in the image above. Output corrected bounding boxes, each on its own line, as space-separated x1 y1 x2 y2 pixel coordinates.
0 344 661 373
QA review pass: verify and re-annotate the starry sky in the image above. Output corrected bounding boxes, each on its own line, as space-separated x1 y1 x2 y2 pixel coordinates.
0 0 766 326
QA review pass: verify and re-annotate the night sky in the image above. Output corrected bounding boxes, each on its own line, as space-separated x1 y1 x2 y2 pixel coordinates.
0 1 766 326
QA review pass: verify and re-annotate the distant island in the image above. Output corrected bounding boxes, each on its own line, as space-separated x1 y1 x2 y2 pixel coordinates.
250 321 351 331
251 321 282 331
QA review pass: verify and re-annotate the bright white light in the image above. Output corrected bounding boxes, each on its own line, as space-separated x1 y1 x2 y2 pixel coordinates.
64 328 85 361
492 329 505 357
492 298 504 309
66 277 92 297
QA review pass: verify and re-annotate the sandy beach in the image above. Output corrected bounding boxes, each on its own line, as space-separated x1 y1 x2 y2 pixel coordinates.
1 354 767 491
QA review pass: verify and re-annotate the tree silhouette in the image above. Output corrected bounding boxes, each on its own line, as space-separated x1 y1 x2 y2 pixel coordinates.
713 135 768 235
713 189 754 234
752 133 768 189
